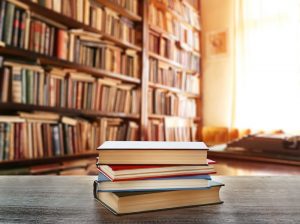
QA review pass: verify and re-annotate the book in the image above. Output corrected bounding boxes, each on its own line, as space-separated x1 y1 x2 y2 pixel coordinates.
97 141 208 165
98 162 216 181
3 1 15 45
93 180 224 215
147 119 165 141
96 173 211 192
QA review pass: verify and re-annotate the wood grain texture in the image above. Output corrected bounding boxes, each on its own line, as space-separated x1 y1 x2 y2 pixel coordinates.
0 176 299 224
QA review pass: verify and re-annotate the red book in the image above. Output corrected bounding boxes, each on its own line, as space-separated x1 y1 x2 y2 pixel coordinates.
12 9 20 47
56 29 69 60
98 159 216 181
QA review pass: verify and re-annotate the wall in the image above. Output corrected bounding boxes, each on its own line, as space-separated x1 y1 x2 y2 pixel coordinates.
201 0 234 127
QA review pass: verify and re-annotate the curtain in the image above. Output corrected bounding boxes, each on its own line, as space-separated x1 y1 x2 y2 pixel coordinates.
233 0 300 132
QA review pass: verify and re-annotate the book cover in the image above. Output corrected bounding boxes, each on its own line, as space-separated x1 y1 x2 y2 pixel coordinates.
98 141 209 150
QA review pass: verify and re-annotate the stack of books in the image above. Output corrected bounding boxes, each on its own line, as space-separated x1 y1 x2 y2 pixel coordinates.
93 141 224 215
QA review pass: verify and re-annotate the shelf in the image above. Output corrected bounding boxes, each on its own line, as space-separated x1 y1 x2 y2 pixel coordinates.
149 52 199 73
22 0 142 51
149 114 202 122
148 52 183 69
0 151 98 169
0 46 141 84
96 0 142 22
0 103 140 120
149 82 200 98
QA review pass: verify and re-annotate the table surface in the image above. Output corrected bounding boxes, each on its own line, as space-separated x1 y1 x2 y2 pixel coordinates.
0 176 299 224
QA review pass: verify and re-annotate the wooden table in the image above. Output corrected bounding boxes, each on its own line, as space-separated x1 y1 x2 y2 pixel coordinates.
0 176 299 223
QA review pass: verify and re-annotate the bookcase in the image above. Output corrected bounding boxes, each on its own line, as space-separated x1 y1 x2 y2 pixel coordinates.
0 0 202 172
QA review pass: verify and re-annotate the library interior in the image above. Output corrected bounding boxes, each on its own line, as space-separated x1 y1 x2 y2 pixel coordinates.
0 0 299 176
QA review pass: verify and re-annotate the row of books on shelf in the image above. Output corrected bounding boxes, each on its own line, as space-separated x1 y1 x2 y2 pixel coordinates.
149 57 200 94
0 0 141 54
32 0 139 19
0 59 141 114
148 88 197 117
149 31 200 72
0 112 139 161
32 0 140 44
68 30 139 78
149 0 200 38
148 117 197 141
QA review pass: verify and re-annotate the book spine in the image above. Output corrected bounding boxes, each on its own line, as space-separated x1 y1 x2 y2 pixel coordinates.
11 68 21 103
12 8 20 47
3 2 15 45
51 125 60 156
0 123 4 161
18 10 26 48
56 29 68 60
0 0 7 41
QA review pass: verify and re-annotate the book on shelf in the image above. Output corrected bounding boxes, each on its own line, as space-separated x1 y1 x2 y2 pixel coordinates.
148 119 165 141
97 118 139 145
97 141 208 165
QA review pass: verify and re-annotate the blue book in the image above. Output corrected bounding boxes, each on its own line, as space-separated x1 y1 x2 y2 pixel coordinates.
93 180 224 215
96 173 215 192
98 172 211 182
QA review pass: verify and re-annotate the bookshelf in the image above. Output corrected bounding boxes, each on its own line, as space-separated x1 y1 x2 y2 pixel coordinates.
0 0 202 169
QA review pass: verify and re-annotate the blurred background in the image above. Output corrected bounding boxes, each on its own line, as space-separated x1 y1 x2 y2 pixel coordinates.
0 0 299 176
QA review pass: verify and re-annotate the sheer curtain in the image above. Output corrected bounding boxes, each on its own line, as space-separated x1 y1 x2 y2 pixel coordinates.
233 0 300 132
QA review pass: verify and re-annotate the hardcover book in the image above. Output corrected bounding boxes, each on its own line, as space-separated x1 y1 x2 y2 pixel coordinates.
97 141 209 165
93 180 224 215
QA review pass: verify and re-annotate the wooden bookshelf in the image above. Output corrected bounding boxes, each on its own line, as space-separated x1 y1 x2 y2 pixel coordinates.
0 0 203 168
145 0 202 141
0 151 98 169
0 103 140 120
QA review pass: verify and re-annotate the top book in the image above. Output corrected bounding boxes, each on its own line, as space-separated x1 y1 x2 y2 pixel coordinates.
97 141 209 165
98 141 209 150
